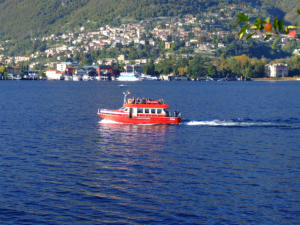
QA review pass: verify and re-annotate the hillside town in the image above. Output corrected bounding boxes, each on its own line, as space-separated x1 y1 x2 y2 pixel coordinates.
0 4 299 81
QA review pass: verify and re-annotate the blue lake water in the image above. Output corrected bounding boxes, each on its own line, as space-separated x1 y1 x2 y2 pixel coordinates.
0 81 300 224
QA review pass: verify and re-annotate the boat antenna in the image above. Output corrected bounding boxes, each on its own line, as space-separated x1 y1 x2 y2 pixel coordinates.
123 90 131 104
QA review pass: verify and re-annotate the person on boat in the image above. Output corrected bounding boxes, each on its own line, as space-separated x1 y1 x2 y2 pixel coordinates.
164 109 169 117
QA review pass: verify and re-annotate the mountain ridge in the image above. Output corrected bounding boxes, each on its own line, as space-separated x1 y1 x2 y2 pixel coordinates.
0 0 298 41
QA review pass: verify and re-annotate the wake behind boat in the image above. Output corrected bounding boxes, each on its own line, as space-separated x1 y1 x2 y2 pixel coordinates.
98 92 181 124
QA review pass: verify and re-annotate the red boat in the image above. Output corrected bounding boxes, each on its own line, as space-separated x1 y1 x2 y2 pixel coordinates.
98 92 181 124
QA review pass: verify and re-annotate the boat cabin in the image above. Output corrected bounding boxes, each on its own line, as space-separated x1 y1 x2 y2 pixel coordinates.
122 107 168 118
122 97 173 118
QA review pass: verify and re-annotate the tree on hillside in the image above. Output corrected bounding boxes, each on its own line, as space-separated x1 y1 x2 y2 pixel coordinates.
207 63 217 77
288 55 300 75
0 64 7 79
175 57 189 76
187 56 206 78
143 59 156 76
0 65 5 74
155 59 174 75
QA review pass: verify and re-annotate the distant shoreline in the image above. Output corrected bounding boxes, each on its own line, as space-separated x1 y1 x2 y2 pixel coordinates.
252 77 300 81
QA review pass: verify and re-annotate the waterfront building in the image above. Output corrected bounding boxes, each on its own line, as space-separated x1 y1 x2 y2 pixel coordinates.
96 65 116 80
124 65 142 74
265 63 288 78
57 62 80 72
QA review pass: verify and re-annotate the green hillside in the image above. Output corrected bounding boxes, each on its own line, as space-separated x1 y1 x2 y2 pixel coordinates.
0 0 298 40
268 0 300 25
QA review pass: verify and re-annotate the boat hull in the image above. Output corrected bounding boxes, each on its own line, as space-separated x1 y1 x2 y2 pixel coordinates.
116 77 142 81
98 113 181 124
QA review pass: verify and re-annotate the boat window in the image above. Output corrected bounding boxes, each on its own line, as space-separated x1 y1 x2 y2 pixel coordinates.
137 108 143 114
157 109 162 114
145 108 149 114
151 109 156 114
124 108 129 112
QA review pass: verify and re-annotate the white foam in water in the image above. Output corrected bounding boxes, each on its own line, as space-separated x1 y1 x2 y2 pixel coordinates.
183 120 276 127
99 119 282 127
99 119 122 124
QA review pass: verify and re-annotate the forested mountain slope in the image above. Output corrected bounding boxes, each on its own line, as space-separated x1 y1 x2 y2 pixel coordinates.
0 0 298 40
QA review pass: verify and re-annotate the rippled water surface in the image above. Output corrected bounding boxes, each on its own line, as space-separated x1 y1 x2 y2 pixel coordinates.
0 81 300 224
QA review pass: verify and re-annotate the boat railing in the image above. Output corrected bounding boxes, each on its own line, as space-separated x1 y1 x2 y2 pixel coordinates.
164 110 181 118
173 111 181 118
127 98 165 104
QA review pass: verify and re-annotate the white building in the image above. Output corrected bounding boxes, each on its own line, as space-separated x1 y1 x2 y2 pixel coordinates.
118 54 126 62
46 70 62 80
293 49 300 56
57 62 79 72
266 63 288 78
14 56 30 63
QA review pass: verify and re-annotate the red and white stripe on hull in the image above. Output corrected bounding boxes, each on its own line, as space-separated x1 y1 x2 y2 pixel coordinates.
98 113 181 124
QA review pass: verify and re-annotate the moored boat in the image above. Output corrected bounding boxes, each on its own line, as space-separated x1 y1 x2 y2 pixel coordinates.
63 75 72 81
98 92 181 124
117 72 142 81
116 65 143 81
82 74 91 81
72 74 81 81
141 74 159 80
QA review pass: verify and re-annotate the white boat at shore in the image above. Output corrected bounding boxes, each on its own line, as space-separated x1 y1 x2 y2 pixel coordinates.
13 74 22 80
72 75 81 81
141 74 159 80
82 74 91 81
95 76 101 81
64 75 72 81
117 72 142 81
117 65 143 81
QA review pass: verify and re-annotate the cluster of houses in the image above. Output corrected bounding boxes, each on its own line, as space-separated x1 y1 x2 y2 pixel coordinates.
45 62 117 81
0 61 290 81
0 6 257 67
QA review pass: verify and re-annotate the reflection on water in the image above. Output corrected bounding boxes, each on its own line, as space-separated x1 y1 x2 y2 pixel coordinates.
95 122 174 210
97 122 173 172
98 121 170 149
